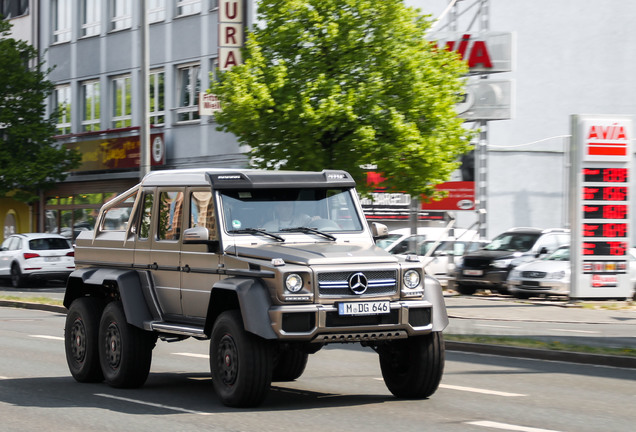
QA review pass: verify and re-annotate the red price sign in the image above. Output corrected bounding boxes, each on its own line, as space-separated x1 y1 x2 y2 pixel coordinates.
583 204 628 219
583 241 628 256
582 186 628 201
583 168 629 182
582 223 628 237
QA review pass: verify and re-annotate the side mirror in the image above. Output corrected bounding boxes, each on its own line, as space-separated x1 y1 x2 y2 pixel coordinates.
183 227 220 252
536 246 548 257
370 222 389 239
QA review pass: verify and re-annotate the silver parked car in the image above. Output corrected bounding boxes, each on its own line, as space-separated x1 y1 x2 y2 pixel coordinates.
506 246 636 299
0 233 75 287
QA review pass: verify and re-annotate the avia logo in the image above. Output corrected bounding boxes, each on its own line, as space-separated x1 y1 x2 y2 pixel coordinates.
587 123 628 140
442 34 493 68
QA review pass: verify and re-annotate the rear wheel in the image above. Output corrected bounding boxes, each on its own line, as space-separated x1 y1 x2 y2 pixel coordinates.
378 332 445 399
210 310 273 407
98 301 156 388
65 297 105 383
272 347 308 382
10 264 26 288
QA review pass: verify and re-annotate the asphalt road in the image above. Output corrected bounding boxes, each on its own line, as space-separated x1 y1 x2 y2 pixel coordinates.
1 307 635 432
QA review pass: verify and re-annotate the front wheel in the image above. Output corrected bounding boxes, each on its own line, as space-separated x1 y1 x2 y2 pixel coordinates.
210 310 273 407
98 301 156 388
65 297 105 383
378 332 445 399
455 283 477 295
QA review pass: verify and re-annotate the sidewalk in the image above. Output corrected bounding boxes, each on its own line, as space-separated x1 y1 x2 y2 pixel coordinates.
1 286 635 368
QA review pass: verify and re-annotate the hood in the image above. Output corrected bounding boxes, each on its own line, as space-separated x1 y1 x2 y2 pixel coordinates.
464 249 529 260
225 242 399 265
514 259 570 273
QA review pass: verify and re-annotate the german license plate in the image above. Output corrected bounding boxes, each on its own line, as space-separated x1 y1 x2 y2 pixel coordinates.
463 269 483 276
338 301 390 316
44 257 60 262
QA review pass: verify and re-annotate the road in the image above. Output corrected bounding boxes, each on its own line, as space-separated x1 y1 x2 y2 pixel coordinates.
1 307 634 432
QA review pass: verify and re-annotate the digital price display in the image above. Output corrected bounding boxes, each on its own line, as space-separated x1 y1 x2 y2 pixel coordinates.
582 241 628 256
582 168 628 183
582 186 628 201
570 115 633 299
582 204 628 219
582 223 627 237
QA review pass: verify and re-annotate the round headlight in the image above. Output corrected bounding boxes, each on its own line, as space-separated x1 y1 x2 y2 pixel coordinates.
403 269 421 289
285 273 303 293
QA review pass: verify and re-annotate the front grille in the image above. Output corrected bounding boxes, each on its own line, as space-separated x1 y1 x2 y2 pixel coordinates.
521 271 546 278
462 258 491 269
318 270 397 297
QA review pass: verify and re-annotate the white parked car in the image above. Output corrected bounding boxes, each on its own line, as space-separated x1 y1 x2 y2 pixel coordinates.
506 246 636 299
0 233 75 287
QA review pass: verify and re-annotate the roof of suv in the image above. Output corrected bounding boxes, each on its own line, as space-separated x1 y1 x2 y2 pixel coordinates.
9 233 68 240
500 227 569 235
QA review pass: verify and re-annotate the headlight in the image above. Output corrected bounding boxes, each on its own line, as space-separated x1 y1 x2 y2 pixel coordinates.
493 259 512 269
285 273 303 293
403 269 421 289
509 269 521 278
548 270 565 279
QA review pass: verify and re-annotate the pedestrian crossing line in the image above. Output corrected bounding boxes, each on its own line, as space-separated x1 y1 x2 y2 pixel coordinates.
466 420 562 432
440 384 526 397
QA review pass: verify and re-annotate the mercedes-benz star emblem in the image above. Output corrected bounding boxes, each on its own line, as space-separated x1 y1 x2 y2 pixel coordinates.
348 272 368 295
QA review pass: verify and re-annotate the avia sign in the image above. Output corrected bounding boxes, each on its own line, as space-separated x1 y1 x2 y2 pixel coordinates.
435 32 514 74
219 0 244 71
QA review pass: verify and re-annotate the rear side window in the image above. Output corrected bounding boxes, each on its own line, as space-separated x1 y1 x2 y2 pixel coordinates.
29 238 71 250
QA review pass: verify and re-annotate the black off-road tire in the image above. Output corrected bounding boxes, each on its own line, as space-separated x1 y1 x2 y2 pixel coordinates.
455 283 477 295
65 297 105 383
210 310 273 407
98 301 156 388
272 347 308 382
378 332 445 399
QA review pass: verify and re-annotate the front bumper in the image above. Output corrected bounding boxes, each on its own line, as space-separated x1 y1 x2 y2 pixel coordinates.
269 300 435 343
507 279 569 296
455 268 509 286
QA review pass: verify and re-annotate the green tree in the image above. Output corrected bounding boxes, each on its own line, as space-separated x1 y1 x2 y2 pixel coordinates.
0 19 81 203
210 0 472 198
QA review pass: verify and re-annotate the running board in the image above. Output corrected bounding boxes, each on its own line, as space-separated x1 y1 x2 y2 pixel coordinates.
149 321 207 338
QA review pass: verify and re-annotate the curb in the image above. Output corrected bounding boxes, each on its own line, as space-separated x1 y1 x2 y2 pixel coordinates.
2 299 634 369
446 341 636 369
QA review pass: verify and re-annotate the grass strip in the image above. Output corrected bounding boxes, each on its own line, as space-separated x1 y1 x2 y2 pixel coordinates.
0 296 64 306
445 334 636 358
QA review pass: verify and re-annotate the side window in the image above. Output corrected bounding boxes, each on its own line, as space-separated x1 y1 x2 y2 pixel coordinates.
100 189 137 231
190 191 217 240
139 192 154 240
158 191 184 240
10 238 21 250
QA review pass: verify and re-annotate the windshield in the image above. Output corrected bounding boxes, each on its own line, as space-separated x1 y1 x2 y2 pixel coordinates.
220 188 363 234
484 232 540 252
376 233 403 249
546 246 569 261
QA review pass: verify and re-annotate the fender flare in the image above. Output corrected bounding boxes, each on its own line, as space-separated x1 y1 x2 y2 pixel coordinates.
65 267 154 329
208 278 277 340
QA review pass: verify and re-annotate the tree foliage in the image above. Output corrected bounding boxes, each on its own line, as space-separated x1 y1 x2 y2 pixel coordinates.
211 0 472 198
0 20 81 203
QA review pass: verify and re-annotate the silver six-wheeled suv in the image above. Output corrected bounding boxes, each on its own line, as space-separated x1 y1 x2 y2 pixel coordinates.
63 168 448 407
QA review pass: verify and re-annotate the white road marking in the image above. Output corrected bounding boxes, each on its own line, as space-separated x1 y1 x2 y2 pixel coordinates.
467 420 562 432
475 324 519 329
548 328 600 334
94 393 213 416
440 384 526 397
173 352 209 359
30 335 64 341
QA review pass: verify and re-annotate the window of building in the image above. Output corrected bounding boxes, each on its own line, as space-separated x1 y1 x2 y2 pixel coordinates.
53 0 71 43
176 63 200 122
111 0 132 31
111 75 132 128
81 0 101 37
81 80 101 132
54 84 72 135
158 191 184 240
149 70 165 125
177 0 201 17
1 0 29 19
148 0 165 23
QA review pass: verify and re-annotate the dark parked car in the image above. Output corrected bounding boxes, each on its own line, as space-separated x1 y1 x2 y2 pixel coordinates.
454 227 570 295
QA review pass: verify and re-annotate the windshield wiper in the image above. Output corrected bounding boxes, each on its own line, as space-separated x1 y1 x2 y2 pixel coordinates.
228 228 285 242
280 227 336 241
